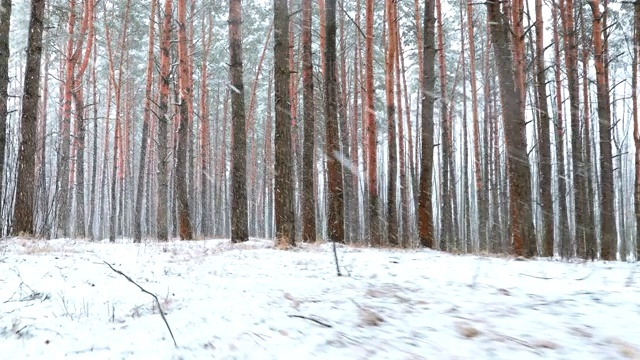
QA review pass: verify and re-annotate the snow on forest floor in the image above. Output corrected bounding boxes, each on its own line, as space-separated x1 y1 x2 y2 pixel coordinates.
1 238 639 360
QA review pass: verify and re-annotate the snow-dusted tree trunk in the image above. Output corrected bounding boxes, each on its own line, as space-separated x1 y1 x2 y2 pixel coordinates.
13 0 45 236
229 0 248 243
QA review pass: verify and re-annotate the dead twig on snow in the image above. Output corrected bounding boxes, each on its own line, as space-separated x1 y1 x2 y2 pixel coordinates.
519 273 553 280
288 314 333 328
103 261 177 347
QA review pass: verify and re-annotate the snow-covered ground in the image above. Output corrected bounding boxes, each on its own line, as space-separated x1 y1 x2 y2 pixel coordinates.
0 238 639 359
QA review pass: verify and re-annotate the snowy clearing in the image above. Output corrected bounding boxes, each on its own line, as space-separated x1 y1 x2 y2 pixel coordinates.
0 238 639 359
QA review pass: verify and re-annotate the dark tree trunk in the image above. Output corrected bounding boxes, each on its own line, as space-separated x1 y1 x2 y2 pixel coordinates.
13 0 45 236
325 0 344 244
534 0 553 257
157 0 172 242
176 0 193 240
73 87 86 237
418 0 436 248
274 0 295 246
364 0 380 246
301 0 317 243
385 0 398 246
229 0 249 243
588 0 616 260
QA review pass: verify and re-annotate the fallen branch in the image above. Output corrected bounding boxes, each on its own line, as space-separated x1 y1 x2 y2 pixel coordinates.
104 262 177 347
288 314 332 328
519 273 553 280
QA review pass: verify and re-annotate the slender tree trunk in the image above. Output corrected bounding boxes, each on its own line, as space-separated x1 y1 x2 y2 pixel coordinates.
229 0 249 243
56 0 78 238
105 0 131 243
274 0 295 246
559 0 587 258
534 0 553 256
578 4 594 259
436 0 451 250
0 0 10 219
552 0 568 257
200 13 213 237
157 0 172 242
89 40 98 239
588 0 616 260
486 0 535 256
466 0 483 251
418 0 436 248
13 0 45 236
385 0 398 246
301 0 317 243
393 8 409 247
633 0 640 260
176 0 193 240
364 0 380 246
72 0 94 239
134 0 156 243
338 3 353 243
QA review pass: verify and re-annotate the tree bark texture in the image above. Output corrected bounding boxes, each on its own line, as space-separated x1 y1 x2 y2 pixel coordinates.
274 0 295 246
13 0 45 236
229 0 249 243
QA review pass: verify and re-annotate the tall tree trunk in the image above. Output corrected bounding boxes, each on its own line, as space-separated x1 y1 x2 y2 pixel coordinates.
89 40 98 239
0 0 10 221
134 0 156 243
157 0 172 242
301 0 317 243
466 0 483 251
105 0 131 243
338 2 353 243
559 0 587 258
364 0 380 246
229 0 248 243
633 0 640 260
588 0 615 260
418 0 436 248
534 0 553 256
325 0 344 244
385 0 398 246
200 13 213 237
436 0 451 250
73 0 94 239
393 7 409 247
578 3 594 259
176 0 193 240
57 0 78 238
552 0 568 258
13 0 45 236
486 0 535 256
458 0 469 251
274 0 295 246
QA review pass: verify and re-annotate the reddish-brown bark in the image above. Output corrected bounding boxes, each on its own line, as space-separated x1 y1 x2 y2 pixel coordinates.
176 0 194 240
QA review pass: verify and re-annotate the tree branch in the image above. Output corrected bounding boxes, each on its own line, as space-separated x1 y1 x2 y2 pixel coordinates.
104 261 177 347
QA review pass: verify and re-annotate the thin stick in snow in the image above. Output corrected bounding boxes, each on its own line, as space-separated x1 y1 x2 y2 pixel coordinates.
332 240 342 277
288 314 333 328
103 261 177 347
